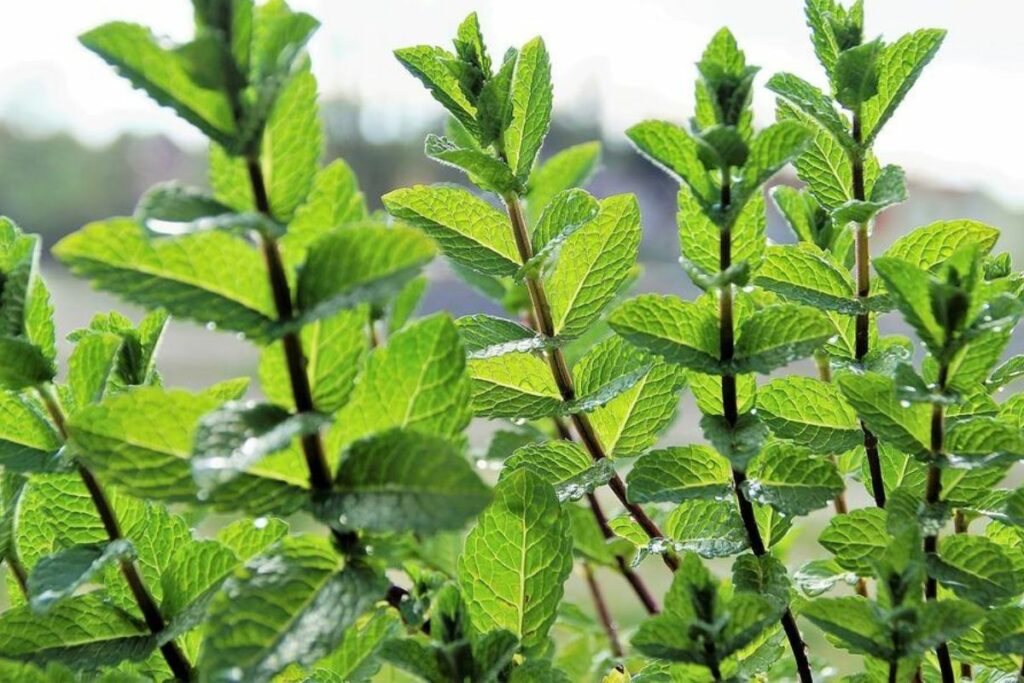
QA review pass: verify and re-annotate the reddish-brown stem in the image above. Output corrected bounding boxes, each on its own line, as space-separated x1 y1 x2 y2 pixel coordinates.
503 193 679 573
582 562 624 658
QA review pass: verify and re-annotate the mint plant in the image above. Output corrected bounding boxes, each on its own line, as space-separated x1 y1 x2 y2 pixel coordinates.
2 1 494 681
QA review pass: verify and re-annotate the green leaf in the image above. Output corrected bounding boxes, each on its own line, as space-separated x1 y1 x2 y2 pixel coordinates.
66 386 310 514
945 416 1024 468
545 194 642 338
65 332 125 411
459 469 573 653
191 401 330 494
326 314 472 449
733 304 833 374
0 337 56 390
793 559 859 597
282 158 367 263
804 0 844 76
819 508 888 575
982 605 1024 655
467 351 562 419
927 535 1018 607
79 22 236 148
689 371 755 417
765 72 852 148
504 37 552 181
133 182 277 237
743 442 843 516
200 535 387 683
627 445 731 504
312 609 399 682
502 440 612 503
213 68 322 222
883 219 999 270
259 305 369 414
662 499 748 559
527 188 600 266
609 295 720 374
0 594 153 670
831 164 907 225
757 376 862 452
378 638 444 683
573 335 687 457
801 596 891 659
832 39 882 109
425 134 519 193
525 141 602 225
739 120 811 194
783 106 857 208
626 121 714 204
53 218 280 340
382 185 521 277
872 257 944 352
732 553 791 608
296 225 436 324
316 429 490 534
394 45 478 137
860 29 946 144
0 390 59 473
27 540 134 613
753 243 857 313
457 314 543 358
987 354 1024 391
837 372 931 457
679 187 766 276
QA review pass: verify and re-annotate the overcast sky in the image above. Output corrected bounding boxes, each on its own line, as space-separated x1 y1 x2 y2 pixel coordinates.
2 1 1023 206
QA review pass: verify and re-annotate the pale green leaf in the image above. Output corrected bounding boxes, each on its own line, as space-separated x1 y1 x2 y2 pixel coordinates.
626 121 714 204
504 37 552 181
627 445 731 504
819 508 888 574
609 294 720 374
382 185 521 277
281 158 367 263
733 304 833 374
753 243 857 313
743 442 843 516
459 469 573 652
837 372 931 457
757 376 862 452
467 351 561 420
27 540 135 613
525 141 602 225
883 219 999 270
0 390 61 473
502 440 612 503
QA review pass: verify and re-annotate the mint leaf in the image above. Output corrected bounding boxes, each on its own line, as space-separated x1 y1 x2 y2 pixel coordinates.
200 536 387 683
832 39 882 109
394 45 478 137
739 120 811 193
504 37 552 181
27 540 135 613
382 185 522 277
545 194 642 338
66 387 309 514
679 187 766 276
883 219 999 270
872 257 943 350
317 429 490 533
502 440 612 503
425 134 519 194
65 332 126 411
134 182 277 237
860 29 946 144
626 121 715 204
53 218 280 340
831 164 908 225
459 469 573 653
733 304 833 374
79 22 236 149
819 508 888 574
609 294 720 374
525 142 601 225
743 442 843 516
0 594 152 670
662 499 748 559
468 351 561 419
757 376 863 452
801 596 891 659
296 225 436 324
753 243 857 313
627 445 731 504
927 535 1018 607
282 158 367 263
837 372 931 457
573 335 687 457
766 72 852 148
0 390 61 473
0 337 55 390
528 188 599 263
457 314 542 358
699 413 768 471
312 610 399 682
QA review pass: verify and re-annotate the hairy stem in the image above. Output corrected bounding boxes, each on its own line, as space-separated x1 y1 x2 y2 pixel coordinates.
38 386 193 681
718 171 812 683
925 364 955 683
503 193 678 573
851 114 886 509
582 562 624 658
246 159 333 491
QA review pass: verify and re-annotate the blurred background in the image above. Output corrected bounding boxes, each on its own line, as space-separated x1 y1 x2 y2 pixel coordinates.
2 0 1023 673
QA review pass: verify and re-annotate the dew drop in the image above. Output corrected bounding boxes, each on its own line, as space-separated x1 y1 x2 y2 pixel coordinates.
899 400 911 408
205 322 218 331
253 517 268 529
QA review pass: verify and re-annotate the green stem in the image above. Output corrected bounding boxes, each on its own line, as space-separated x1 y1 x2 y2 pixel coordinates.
502 193 679 573
924 364 955 683
38 385 193 681
718 169 812 683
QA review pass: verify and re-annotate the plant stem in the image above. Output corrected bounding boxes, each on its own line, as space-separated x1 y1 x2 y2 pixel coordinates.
5 553 28 598
851 114 886 509
582 561 624 658
888 659 898 683
503 193 678 573
585 490 660 614
246 159 333 492
815 357 868 598
38 386 193 681
718 170 813 683
924 364 955 683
